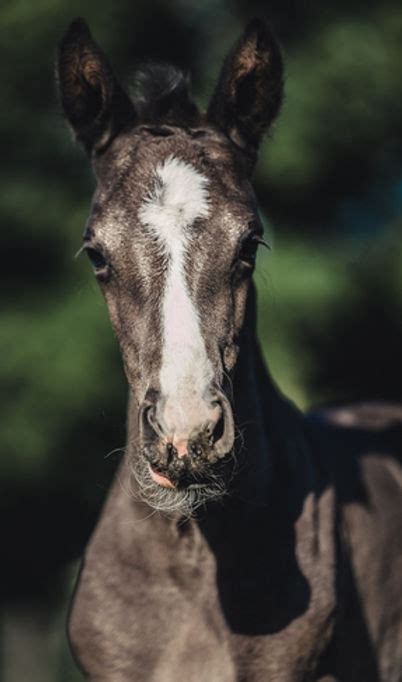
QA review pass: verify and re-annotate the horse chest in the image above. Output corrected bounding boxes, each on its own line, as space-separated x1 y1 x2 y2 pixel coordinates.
70 509 336 682
70 521 236 680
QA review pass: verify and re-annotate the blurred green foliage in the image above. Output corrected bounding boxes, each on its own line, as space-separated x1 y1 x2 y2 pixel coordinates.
1 0 402 678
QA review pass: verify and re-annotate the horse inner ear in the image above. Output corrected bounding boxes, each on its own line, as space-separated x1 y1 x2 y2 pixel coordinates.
56 18 136 153
207 18 283 154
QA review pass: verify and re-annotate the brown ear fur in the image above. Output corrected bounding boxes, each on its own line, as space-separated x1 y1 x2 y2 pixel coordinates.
56 18 136 153
207 19 283 155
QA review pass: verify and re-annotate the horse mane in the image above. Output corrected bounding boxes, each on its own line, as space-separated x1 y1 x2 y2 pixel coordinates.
130 62 200 127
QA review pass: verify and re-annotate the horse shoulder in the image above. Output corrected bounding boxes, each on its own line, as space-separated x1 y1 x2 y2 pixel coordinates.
311 403 402 680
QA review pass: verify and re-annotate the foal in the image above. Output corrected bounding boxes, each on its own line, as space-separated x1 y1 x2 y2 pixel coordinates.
57 18 402 681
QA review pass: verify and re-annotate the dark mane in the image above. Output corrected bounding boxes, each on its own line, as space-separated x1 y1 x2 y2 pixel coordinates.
130 62 200 127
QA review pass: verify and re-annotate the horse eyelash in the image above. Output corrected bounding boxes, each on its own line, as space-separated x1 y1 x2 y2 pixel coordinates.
254 236 271 250
247 219 271 250
74 244 86 259
75 241 108 256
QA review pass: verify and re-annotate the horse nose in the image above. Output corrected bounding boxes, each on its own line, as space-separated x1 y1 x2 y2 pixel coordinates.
171 398 226 459
140 401 164 440
209 392 235 459
140 391 234 461
141 398 222 455
205 396 227 445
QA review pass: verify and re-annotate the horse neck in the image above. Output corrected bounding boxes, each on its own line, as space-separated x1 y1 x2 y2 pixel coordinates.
228 284 286 506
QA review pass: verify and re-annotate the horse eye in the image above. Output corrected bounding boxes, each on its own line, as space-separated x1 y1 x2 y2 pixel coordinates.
86 247 106 269
238 236 258 267
85 247 110 279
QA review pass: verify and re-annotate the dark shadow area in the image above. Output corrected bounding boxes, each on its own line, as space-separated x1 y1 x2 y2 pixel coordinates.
197 398 402 666
198 481 311 635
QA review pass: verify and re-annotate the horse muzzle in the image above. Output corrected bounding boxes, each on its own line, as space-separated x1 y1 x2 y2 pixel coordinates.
139 390 235 488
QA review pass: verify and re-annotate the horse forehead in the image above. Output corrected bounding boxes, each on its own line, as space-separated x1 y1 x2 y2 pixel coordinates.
94 137 249 245
138 155 211 236
123 132 238 202
94 155 207 242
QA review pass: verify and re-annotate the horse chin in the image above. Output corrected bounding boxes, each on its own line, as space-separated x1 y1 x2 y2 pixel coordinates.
131 454 228 517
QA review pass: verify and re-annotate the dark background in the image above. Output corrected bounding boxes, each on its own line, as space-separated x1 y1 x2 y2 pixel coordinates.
1 1 401 678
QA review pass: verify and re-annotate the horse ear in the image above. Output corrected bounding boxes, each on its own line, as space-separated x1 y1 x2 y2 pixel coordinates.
207 19 283 155
56 18 136 153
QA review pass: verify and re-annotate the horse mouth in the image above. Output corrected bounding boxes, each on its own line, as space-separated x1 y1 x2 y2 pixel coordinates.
146 451 231 491
148 464 176 488
147 461 213 489
149 463 218 491
132 452 231 515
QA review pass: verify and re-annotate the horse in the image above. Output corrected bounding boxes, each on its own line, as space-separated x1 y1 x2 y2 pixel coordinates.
56 18 402 681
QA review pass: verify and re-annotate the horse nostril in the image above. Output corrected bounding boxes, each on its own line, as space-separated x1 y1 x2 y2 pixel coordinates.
212 411 225 445
140 402 164 442
146 405 163 437
209 392 235 459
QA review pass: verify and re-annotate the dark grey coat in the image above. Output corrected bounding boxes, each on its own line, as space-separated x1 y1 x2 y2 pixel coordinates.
69 323 402 681
56 17 402 682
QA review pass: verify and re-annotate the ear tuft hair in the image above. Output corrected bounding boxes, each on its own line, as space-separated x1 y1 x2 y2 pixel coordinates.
130 62 200 127
208 19 283 154
56 18 136 153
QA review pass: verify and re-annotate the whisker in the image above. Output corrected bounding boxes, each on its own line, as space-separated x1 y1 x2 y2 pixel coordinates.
127 446 230 518
104 446 126 460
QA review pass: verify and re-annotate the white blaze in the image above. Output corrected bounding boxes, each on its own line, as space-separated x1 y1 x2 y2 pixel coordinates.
138 156 214 437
